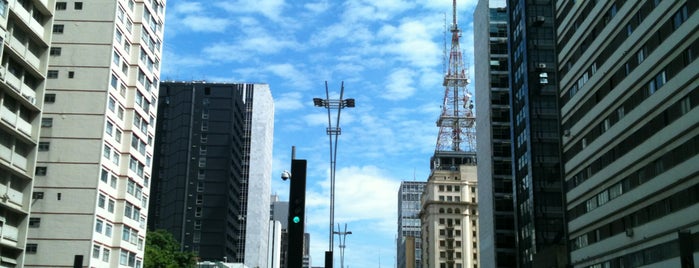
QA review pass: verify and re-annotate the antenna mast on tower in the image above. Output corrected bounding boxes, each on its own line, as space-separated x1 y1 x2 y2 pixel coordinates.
435 0 475 153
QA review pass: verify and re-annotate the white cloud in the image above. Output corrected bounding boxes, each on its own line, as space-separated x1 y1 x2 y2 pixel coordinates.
305 165 400 227
265 63 313 90
215 0 286 21
180 15 232 33
274 91 305 111
304 0 329 13
383 68 417 100
166 2 233 33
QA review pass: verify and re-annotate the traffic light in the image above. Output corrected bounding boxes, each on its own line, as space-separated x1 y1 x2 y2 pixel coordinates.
287 159 306 268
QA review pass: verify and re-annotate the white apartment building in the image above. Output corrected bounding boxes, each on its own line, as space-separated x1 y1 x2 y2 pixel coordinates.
421 153 478 268
0 0 54 266
25 0 165 267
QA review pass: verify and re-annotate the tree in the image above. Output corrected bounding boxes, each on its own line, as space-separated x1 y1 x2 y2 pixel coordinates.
144 229 197 268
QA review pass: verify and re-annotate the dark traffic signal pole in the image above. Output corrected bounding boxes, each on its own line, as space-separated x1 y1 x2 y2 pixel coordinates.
287 159 307 268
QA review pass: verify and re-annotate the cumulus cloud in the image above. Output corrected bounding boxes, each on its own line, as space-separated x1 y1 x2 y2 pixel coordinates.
215 0 286 21
274 91 305 111
384 68 417 100
166 2 233 33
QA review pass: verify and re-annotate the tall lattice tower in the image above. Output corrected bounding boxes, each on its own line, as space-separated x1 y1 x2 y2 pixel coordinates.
420 2 479 266
436 0 475 154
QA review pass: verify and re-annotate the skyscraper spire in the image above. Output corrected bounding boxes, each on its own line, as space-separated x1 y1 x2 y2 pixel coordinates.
435 0 475 153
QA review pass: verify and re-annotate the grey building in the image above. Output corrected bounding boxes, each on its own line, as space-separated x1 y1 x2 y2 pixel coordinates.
0 0 54 266
149 82 274 268
27 0 165 267
397 181 426 268
557 0 699 267
474 1 516 267
506 0 567 267
270 194 289 268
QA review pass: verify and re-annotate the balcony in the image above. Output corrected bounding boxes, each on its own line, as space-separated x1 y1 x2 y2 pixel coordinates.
11 151 26 170
0 143 10 162
27 16 45 39
4 70 21 92
0 105 15 127
0 224 18 247
20 85 36 105
16 116 31 136
0 105 32 137
6 187 23 206
10 5 30 25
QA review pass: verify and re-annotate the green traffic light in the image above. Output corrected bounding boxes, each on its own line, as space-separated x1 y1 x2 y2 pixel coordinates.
293 216 300 223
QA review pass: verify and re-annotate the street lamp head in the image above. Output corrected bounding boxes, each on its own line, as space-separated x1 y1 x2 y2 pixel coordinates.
343 98 355 108
346 231 352 235
313 98 325 107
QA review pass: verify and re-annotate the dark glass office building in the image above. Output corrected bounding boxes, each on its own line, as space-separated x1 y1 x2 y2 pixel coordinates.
148 82 246 261
507 0 567 267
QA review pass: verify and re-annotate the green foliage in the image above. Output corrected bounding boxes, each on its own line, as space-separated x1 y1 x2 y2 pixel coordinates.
144 229 197 268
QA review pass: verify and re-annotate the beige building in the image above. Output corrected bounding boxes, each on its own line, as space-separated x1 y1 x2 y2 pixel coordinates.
25 0 165 267
558 0 699 267
0 0 54 266
421 153 478 268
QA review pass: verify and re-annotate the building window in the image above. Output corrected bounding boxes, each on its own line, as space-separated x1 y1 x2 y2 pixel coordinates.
29 217 40 228
49 47 61 56
26 243 38 254
44 93 56 103
35 166 47 175
102 248 110 262
55 2 67 10
0 0 8 18
68 71 75 78
92 245 100 258
98 194 106 208
105 223 113 237
47 70 59 79
53 24 64 34
95 219 103 233
33 192 44 199
38 142 50 151
74 2 83 10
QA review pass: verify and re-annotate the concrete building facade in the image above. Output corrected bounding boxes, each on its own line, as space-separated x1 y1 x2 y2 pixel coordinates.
270 194 289 268
239 83 274 268
473 1 516 267
557 0 699 267
421 152 478 268
26 0 165 267
397 181 426 268
0 0 54 266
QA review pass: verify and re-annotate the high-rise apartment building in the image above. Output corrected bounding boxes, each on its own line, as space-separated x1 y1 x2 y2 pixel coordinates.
421 153 479 268
0 0 54 266
473 1 516 267
26 0 165 267
506 0 567 267
397 181 426 268
148 82 246 261
149 82 274 267
557 0 699 267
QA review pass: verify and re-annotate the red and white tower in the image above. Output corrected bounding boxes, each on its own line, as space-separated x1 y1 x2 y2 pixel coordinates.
436 0 475 154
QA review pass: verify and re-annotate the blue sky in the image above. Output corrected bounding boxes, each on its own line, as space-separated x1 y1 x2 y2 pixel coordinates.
161 0 478 267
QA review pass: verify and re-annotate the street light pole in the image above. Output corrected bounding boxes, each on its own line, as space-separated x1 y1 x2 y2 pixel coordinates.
313 81 355 267
333 223 352 268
